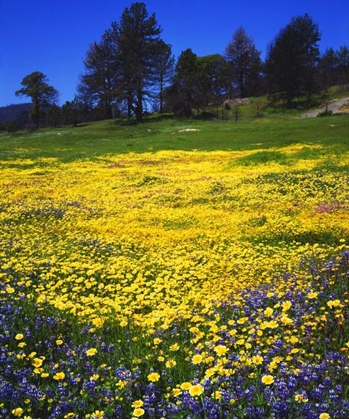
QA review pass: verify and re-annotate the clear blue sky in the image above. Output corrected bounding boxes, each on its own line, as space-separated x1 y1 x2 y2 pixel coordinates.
1 0 348 107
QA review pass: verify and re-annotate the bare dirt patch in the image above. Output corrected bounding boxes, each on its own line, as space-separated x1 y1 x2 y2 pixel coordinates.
300 97 349 118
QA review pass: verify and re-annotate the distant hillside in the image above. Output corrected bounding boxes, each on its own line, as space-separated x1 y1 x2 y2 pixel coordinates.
0 103 33 123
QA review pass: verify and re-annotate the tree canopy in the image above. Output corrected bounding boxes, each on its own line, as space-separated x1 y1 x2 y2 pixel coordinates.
77 2 171 123
15 71 59 128
265 13 321 108
13 8 349 126
225 27 262 98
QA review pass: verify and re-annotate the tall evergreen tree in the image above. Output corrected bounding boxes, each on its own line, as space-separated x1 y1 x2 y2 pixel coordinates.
78 2 173 121
195 54 226 108
166 51 229 116
114 2 165 122
225 27 262 98
318 48 339 90
265 13 321 108
151 40 174 113
166 48 198 118
62 97 86 126
15 71 58 128
336 45 349 85
78 30 119 120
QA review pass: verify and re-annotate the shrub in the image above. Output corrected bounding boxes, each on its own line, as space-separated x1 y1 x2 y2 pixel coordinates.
5 120 20 135
317 109 333 117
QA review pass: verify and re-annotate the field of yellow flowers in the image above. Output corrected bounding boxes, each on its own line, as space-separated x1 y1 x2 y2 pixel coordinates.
1 119 349 418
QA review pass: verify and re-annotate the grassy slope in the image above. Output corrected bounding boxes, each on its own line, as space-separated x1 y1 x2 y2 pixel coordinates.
0 112 348 165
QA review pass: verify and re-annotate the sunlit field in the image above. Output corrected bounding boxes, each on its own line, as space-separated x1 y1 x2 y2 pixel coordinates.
1 115 349 418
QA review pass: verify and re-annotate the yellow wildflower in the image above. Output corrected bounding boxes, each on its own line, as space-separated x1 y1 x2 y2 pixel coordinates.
32 358 43 368
53 372 65 380
147 372 160 382
12 408 24 417
252 355 263 365
264 307 273 317
165 359 176 368
86 348 97 356
214 345 228 356
189 384 204 397
180 382 192 390
131 400 143 408
261 375 274 385
133 408 145 417
192 354 203 364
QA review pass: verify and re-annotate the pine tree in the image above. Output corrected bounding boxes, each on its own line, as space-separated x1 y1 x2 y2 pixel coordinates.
167 48 198 118
225 27 262 98
15 71 58 128
78 30 119 120
151 40 174 113
115 2 164 122
265 14 321 108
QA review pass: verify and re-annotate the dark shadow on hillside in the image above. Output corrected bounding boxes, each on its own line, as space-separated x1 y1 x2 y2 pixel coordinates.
143 113 175 123
74 123 89 128
193 111 219 120
110 113 176 126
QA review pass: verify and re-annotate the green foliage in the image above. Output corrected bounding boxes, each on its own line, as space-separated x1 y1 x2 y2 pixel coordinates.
224 26 263 98
5 120 19 135
15 71 59 128
235 150 289 166
265 13 321 108
317 109 333 117
78 2 171 122
168 48 198 118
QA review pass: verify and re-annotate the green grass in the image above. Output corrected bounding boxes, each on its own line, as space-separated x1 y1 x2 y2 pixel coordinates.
0 113 348 166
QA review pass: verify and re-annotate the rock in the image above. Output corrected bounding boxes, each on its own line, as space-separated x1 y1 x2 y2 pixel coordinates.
223 98 250 107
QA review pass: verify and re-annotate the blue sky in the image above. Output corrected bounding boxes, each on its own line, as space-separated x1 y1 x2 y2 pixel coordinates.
1 0 348 107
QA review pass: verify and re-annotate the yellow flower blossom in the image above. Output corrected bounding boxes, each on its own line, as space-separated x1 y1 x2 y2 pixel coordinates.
261 375 274 385
212 391 221 399
282 301 292 311
264 307 274 317
133 408 145 417
170 343 180 351
214 345 228 356
147 372 160 382
327 299 341 308
172 388 182 397
12 408 24 417
252 355 263 365
165 359 176 368
189 384 204 397
90 410 104 419
180 382 192 390
131 400 144 408
86 348 97 356
192 354 203 364
53 372 65 380
32 358 43 368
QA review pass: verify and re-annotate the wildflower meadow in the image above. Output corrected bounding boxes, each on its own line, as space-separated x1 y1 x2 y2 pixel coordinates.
1 116 349 418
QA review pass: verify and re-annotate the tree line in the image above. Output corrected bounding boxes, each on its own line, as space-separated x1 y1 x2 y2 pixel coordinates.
10 2 349 129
